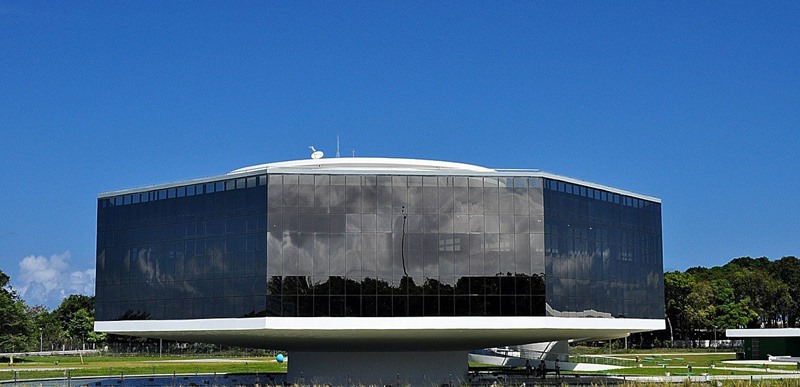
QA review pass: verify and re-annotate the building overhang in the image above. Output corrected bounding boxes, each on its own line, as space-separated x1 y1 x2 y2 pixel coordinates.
96 316 665 351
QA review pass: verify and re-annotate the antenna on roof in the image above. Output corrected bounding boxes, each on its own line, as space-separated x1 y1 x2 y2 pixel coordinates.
336 135 340 158
309 146 324 160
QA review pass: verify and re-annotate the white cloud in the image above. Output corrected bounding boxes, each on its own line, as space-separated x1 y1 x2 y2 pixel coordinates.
16 251 95 309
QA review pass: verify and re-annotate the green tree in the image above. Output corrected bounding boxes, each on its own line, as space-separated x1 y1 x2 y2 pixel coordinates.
664 270 693 341
55 294 95 349
0 269 35 352
770 256 800 327
761 280 793 328
87 330 107 348
658 255 799 349
730 268 792 328
65 308 94 349
728 256 771 271
28 305 64 352
710 279 757 329
685 281 715 337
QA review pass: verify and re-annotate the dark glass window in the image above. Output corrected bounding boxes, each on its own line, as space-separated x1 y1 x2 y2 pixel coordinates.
542 178 663 319
97 172 661 321
96 175 269 321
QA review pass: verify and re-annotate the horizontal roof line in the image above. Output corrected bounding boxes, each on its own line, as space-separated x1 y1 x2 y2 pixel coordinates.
727 328 800 338
98 158 660 203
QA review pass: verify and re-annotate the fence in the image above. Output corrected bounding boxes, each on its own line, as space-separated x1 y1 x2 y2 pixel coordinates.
0 372 284 387
569 355 637 367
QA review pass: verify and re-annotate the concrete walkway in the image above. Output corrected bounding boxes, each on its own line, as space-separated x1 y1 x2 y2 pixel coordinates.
623 373 800 384
0 349 99 358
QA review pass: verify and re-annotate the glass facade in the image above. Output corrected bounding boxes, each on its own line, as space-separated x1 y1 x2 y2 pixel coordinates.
95 176 268 321
96 171 663 321
543 179 663 318
264 174 545 318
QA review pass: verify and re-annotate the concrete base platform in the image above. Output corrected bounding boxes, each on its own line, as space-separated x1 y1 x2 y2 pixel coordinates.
287 351 468 386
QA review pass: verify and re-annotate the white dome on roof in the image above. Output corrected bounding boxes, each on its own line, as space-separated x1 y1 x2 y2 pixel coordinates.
228 157 495 174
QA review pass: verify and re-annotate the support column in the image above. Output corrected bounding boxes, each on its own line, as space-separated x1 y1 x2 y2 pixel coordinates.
287 351 468 386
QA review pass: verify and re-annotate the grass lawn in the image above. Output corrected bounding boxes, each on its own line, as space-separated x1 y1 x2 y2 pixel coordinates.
618 381 800 387
613 352 735 367
611 353 799 371
4 353 797 383
0 355 287 382
571 346 740 355
474 351 800 379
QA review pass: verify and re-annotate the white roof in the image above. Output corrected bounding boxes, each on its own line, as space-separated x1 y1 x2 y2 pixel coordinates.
727 328 800 338
98 157 660 203
228 157 495 174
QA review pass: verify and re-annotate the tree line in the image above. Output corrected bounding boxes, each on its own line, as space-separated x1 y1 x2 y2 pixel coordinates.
2 256 798 353
1 269 102 353
665 256 800 343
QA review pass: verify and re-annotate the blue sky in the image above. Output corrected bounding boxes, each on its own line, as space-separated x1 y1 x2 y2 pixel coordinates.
1 1 798 309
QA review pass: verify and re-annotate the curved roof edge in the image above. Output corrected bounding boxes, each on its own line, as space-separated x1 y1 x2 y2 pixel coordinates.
98 158 661 203
228 157 496 174
96 316 664 351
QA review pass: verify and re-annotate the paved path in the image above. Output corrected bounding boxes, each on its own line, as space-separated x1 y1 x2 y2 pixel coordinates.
624 373 800 384
637 365 800 374
0 349 99 358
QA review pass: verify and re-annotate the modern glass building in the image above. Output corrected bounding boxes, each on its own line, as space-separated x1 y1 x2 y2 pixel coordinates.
95 157 664 383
